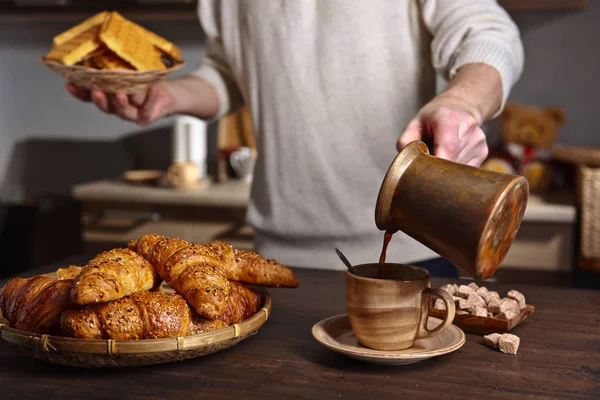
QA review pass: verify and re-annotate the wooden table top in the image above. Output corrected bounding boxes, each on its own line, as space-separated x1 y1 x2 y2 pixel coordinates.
72 179 251 208
1 255 599 400
72 179 577 223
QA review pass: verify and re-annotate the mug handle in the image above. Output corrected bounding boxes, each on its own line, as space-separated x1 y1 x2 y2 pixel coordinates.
416 288 456 340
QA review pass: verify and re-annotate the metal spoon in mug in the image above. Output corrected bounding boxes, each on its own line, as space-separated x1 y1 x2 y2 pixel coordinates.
335 248 358 275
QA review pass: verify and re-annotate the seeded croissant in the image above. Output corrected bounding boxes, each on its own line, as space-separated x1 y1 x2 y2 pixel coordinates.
60 291 228 340
70 248 160 306
207 240 299 288
128 234 298 289
128 234 230 320
220 281 262 325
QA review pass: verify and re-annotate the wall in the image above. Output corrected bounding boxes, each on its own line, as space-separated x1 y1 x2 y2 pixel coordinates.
486 4 600 147
1 3 600 200
0 18 208 201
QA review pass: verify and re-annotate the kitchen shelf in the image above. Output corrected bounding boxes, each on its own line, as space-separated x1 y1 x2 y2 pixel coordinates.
499 0 588 10
0 4 197 23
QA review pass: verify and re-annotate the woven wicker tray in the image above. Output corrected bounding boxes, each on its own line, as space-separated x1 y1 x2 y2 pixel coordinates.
0 274 271 368
41 57 185 94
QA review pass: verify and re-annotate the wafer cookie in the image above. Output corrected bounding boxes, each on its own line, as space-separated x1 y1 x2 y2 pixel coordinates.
103 11 182 60
79 45 109 62
46 26 102 66
52 11 109 47
99 12 165 71
92 50 134 70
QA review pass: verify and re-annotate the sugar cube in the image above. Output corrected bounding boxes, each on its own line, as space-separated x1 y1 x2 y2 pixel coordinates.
476 286 489 296
498 334 520 355
499 298 520 314
467 292 486 308
496 308 518 320
458 285 474 298
507 289 526 310
440 284 456 296
470 306 488 317
483 291 501 304
487 298 501 313
458 299 470 310
484 333 502 349
434 299 446 310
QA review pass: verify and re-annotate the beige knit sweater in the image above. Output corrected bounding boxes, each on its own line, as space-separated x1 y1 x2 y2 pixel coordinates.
192 0 524 269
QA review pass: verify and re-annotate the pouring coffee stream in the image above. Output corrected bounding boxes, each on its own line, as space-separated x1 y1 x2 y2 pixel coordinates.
378 230 394 278
336 231 393 278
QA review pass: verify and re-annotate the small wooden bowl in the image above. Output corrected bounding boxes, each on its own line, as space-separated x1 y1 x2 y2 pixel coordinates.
122 169 164 185
0 274 271 368
428 304 535 335
41 57 185 94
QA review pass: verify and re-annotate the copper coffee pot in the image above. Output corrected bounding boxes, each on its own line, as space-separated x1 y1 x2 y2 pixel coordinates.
375 141 529 280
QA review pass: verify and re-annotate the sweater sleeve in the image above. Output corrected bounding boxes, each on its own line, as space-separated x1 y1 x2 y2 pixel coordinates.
190 0 245 121
420 0 524 117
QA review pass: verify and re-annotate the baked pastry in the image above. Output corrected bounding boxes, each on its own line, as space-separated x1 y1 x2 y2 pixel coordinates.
220 281 262 325
128 234 230 320
61 291 226 340
207 241 299 288
56 265 83 280
0 276 75 334
70 248 159 306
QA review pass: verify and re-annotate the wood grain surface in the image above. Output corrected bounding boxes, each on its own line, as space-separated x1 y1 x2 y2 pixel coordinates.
1 254 599 399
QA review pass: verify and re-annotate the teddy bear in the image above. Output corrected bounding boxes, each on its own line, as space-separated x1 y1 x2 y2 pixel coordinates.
481 103 566 193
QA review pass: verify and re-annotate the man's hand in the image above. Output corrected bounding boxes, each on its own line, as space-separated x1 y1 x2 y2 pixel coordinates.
65 75 221 125
397 96 488 167
397 63 504 168
66 81 177 126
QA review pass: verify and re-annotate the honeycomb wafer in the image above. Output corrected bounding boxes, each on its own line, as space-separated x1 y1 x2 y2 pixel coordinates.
99 12 166 71
92 50 134 70
102 12 182 60
81 45 109 60
52 11 110 47
46 26 102 66
128 19 182 60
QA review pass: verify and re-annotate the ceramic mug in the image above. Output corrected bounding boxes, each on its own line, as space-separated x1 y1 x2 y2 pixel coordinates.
346 263 455 351
230 147 256 183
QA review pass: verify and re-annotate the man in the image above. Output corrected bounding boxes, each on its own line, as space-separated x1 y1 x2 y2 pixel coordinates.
67 0 524 277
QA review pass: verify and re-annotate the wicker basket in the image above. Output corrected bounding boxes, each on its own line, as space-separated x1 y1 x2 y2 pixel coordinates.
0 280 271 368
577 164 600 259
41 57 185 94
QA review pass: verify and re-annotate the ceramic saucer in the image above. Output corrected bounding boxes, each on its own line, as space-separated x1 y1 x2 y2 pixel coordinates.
311 314 466 365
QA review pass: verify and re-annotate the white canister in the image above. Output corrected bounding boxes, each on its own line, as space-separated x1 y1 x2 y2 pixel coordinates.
172 115 208 180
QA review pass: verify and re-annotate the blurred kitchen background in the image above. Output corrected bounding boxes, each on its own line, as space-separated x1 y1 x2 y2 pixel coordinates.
0 0 599 289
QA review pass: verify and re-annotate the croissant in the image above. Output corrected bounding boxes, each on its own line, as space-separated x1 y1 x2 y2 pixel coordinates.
61 291 228 340
220 281 262 325
128 234 230 320
129 234 298 288
207 241 299 288
0 276 75 334
56 265 82 280
70 248 159 306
